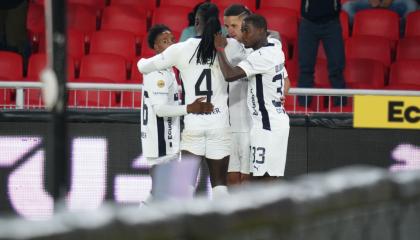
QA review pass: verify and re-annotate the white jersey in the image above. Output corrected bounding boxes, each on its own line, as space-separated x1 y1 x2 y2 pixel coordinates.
238 42 289 131
228 37 282 133
138 37 247 131
141 69 181 158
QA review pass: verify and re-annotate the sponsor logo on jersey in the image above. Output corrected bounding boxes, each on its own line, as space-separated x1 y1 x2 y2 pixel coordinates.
354 95 420 129
250 88 258 116
157 79 165 88
275 64 284 73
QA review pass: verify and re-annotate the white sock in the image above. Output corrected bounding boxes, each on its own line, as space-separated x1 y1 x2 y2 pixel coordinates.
212 185 228 199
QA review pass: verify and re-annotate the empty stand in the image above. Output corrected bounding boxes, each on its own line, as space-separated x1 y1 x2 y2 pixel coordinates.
140 36 156 58
130 59 143 83
0 51 23 80
353 9 399 44
259 0 300 14
344 59 385 89
346 36 391 68
151 6 191 39
212 0 257 12
68 0 106 9
159 0 202 9
101 5 148 40
27 2 45 42
406 10 420 37
89 30 137 61
389 60 420 88
67 3 99 34
256 8 298 46
79 54 127 82
396 37 420 61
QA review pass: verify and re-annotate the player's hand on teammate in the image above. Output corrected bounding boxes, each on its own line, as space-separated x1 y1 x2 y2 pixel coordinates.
214 32 228 50
280 96 286 105
187 97 214 114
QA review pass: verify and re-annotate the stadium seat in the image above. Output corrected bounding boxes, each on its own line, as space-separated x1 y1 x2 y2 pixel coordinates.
67 3 98 34
69 77 119 108
346 36 391 68
35 28 85 64
109 0 153 18
389 60 420 88
25 55 75 107
159 0 202 9
340 11 350 40
353 9 399 45
140 37 156 58
130 59 143 83
79 54 127 82
151 6 191 39
256 8 298 47
212 0 257 12
68 0 106 9
27 2 45 44
259 0 300 15
405 10 420 37
120 90 141 108
344 59 385 89
396 37 420 61
89 30 137 62
101 5 148 40
27 54 46 80
0 51 23 80
0 51 23 106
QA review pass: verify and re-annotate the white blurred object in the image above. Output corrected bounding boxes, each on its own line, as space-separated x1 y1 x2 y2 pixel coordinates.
40 68 58 110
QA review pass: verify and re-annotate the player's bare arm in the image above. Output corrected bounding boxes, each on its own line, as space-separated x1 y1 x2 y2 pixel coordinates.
214 33 247 82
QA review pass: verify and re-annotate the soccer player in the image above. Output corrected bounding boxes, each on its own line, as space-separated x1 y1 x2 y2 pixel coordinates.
223 5 290 184
215 14 290 179
141 24 214 202
138 3 247 198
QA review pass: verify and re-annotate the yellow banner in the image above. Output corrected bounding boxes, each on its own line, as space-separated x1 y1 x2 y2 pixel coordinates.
354 95 420 129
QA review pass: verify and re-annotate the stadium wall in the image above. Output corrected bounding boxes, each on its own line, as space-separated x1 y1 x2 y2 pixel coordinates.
0 110 418 216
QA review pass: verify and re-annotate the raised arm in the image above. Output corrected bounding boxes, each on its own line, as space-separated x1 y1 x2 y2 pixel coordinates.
214 33 247 82
137 43 181 74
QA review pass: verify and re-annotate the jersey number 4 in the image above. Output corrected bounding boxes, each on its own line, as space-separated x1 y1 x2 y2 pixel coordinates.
195 69 213 102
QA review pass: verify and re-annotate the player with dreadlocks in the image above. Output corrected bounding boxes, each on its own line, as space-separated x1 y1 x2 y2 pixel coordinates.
138 2 247 198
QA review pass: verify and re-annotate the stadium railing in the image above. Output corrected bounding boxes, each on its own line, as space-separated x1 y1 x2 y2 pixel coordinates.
0 81 419 112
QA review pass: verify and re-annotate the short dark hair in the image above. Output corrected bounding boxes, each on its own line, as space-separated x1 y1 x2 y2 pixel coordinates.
244 14 267 32
224 4 251 17
147 24 171 49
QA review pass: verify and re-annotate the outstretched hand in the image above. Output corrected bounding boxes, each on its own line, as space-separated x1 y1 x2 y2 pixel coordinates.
187 97 214 114
214 32 227 49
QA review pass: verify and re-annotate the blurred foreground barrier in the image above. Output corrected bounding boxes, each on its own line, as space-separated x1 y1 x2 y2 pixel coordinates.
1 166 420 240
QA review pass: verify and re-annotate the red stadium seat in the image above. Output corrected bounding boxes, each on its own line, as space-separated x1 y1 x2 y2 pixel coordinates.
259 0 300 15
27 2 45 44
109 0 153 18
353 9 399 44
120 90 141 108
212 0 256 12
27 54 46 80
256 8 298 47
101 5 148 39
406 10 420 38
346 36 391 68
151 6 191 39
130 59 143 83
35 28 85 63
140 37 156 58
0 51 23 106
159 0 202 9
340 11 350 40
344 59 385 89
79 54 127 82
396 37 420 61
89 30 137 62
69 77 119 107
67 4 98 34
68 0 106 9
389 60 420 88
0 51 23 80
